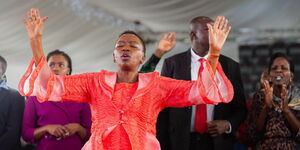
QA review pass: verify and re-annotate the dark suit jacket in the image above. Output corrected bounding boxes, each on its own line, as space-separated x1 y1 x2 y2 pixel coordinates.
156 50 247 150
0 88 24 150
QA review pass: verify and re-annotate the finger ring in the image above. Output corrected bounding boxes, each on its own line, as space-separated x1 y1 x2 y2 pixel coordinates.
65 132 70 136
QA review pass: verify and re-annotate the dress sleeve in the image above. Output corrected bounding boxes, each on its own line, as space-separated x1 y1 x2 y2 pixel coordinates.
18 57 92 103
139 54 161 73
22 97 38 144
160 59 233 107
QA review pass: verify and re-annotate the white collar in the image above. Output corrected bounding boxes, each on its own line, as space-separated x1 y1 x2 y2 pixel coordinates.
190 48 208 62
0 80 8 90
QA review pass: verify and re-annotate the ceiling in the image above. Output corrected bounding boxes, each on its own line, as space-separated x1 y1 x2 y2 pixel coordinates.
0 0 299 88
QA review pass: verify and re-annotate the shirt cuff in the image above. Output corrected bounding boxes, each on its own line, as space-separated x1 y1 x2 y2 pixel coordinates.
225 122 232 134
139 54 161 73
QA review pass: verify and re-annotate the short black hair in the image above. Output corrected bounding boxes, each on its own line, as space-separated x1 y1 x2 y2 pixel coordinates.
46 49 73 75
190 16 214 31
190 16 213 25
0 55 7 73
119 30 146 54
268 52 294 73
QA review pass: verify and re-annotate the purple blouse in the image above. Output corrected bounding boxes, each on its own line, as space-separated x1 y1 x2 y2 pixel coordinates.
22 96 91 150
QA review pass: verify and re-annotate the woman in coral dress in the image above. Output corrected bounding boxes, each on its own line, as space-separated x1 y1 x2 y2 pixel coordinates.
19 8 233 150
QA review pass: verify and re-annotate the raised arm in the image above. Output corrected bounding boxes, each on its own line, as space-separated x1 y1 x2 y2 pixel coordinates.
159 60 233 108
207 16 231 73
154 32 176 58
140 32 176 73
19 9 91 103
23 8 48 65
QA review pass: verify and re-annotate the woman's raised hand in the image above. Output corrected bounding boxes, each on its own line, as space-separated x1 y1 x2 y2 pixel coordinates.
207 16 231 57
263 79 274 109
23 8 48 39
154 32 176 58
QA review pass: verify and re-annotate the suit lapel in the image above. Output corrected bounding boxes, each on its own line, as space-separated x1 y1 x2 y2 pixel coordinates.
178 50 193 121
180 50 192 80
218 55 228 74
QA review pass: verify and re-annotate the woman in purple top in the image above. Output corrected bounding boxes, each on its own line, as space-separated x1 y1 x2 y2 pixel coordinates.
22 50 92 150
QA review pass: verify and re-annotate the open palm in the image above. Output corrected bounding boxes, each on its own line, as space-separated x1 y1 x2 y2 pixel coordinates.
263 79 274 108
22 8 48 39
157 32 176 53
207 16 231 56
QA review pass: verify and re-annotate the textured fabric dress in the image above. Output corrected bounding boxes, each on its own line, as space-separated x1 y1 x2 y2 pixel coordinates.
19 57 234 150
22 96 92 150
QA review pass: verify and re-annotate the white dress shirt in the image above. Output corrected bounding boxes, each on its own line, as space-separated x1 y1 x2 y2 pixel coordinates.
189 49 231 133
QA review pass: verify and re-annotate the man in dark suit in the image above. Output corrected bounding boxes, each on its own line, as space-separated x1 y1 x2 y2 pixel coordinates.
0 55 25 150
156 16 247 150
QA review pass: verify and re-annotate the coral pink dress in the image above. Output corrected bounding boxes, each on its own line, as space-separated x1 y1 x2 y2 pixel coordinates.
19 57 233 150
103 83 138 150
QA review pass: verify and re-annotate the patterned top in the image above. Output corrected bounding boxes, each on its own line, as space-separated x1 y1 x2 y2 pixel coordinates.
247 85 300 150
